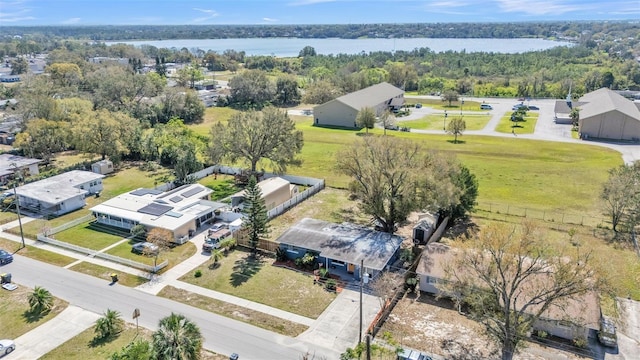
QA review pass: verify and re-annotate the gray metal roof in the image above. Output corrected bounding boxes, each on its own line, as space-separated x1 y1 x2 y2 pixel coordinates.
579 88 640 120
276 217 403 271
334 82 404 111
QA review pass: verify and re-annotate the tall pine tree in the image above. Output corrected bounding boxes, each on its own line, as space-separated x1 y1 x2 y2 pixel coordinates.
242 176 270 254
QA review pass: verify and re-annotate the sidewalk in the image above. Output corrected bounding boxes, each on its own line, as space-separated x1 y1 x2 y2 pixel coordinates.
0 215 379 352
12 305 100 359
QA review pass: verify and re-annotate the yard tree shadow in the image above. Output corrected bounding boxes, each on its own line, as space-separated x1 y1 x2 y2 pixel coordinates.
229 254 264 287
21 309 47 323
446 139 466 144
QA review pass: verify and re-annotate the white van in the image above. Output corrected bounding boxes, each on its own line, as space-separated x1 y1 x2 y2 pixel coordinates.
480 104 493 110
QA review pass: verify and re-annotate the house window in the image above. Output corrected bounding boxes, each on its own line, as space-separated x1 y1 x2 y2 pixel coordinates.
331 259 345 266
285 244 298 254
557 320 573 329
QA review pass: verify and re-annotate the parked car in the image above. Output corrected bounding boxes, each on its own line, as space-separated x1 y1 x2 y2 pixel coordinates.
0 249 13 265
210 222 228 232
0 339 15 356
512 104 528 110
415 103 422 108
131 242 159 255
397 347 432 360
480 104 493 110
598 317 618 347
528 105 540 110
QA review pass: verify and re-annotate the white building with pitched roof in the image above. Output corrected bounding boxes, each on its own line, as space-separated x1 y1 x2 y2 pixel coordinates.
312 82 404 128
90 184 226 242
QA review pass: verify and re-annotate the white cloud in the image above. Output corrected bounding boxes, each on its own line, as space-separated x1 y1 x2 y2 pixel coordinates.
192 7 219 23
494 0 581 15
61 17 81 24
263 17 279 22
0 0 35 22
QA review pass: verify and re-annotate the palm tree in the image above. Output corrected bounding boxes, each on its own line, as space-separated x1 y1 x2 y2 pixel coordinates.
95 309 124 340
153 313 202 360
28 286 53 315
211 249 223 266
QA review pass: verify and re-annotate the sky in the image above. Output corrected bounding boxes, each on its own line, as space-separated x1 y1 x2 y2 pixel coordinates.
0 0 638 26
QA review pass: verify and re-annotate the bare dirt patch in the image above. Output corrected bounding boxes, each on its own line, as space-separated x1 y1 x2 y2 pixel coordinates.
381 293 585 360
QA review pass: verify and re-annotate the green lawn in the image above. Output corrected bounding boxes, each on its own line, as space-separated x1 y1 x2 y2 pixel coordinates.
198 174 240 201
68 262 148 287
158 286 309 337
0 238 76 267
53 221 126 250
0 285 68 340
105 241 198 272
285 118 621 216
41 324 226 360
405 97 482 111
180 249 336 319
495 112 539 134
397 114 490 131
191 107 238 137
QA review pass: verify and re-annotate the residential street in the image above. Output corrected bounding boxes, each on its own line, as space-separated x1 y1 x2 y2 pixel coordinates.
2 255 340 360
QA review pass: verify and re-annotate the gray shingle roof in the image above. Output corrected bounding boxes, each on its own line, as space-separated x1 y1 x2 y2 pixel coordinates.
276 218 403 271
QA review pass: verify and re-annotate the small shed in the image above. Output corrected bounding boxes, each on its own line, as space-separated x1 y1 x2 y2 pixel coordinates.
91 159 114 175
413 212 439 244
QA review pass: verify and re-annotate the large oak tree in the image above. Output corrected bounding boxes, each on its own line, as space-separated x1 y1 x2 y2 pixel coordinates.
443 221 599 360
209 107 303 173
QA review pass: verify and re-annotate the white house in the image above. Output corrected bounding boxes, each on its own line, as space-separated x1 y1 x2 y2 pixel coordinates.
91 159 114 175
0 153 42 185
416 243 600 341
90 184 227 242
14 170 104 216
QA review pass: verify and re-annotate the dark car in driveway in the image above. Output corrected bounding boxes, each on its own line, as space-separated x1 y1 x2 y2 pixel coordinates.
0 249 13 265
131 242 159 255
528 105 540 110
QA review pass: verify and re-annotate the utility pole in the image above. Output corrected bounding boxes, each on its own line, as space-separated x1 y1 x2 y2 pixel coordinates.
359 258 364 344
11 164 25 249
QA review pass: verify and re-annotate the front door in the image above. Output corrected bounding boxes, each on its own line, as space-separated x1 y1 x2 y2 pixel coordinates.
347 263 355 274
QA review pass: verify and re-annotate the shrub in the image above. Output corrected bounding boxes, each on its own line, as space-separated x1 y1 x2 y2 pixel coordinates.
573 336 588 348
536 330 548 338
275 247 288 262
194 270 202 278
319 267 329 279
325 279 337 291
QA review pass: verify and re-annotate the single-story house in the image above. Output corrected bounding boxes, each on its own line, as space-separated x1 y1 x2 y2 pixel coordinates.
91 159 114 175
313 82 405 128
14 170 104 216
416 243 600 341
276 218 404 280
90 184 226 242
230 176 298 211
577 88 640 141
0 154 42 185
412 212 439 244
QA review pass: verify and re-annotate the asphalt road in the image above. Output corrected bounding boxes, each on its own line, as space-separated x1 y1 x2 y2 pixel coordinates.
3 255 340 360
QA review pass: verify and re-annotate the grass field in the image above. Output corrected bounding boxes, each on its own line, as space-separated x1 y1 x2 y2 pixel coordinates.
105 241 198 271
0 286 67 340
180 249 336 319
494 112 539 134
397 113 490 131
404 97 482 111
198 174 240 201
40 323 226 360
158 286 309 337
53 221 126 250
0 238 76 266
68 262 148 287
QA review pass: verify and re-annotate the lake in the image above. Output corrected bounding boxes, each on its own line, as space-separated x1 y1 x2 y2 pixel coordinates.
106 37 573 57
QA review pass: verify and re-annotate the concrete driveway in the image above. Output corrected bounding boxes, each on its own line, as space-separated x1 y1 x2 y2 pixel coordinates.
604 298 640 359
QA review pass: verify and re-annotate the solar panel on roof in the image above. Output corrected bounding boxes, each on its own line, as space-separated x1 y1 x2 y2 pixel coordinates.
131 188 163 196
181 187 204 198
165 211 183 218
138 203 173 216
169 196 183 203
